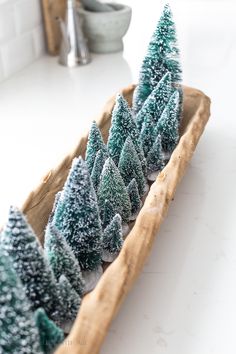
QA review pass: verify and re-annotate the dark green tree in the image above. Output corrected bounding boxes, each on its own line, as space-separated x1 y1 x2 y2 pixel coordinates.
0 247 42 354
156 90 180 153
53 157 103 271
133 3 182 114
102 199 115 229
35 308 64 354
0 206 61 323
107 94 147 175
85 121 106 173
102 214 123 259
118 136 146 197
44 224 84 297
127 178 141 217
136 71 172 132
147 134 164 179
97 157 131 223
91 148 109 192
58 275 81 331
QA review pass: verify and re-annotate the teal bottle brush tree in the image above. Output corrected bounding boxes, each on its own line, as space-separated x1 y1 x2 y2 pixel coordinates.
132 3 182 115
52 156 103 293
102 214 123 263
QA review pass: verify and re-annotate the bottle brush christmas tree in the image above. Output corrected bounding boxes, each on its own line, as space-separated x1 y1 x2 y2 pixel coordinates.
0 247 43 354
91 148 109 192
136 71 172 132
107 94 147 175
156 90 180 154
127 178 142 219
118 136 146 197
102 214 123 262
97 157 131 224
44 224 84 297
102 198 115 229
34 308 64 354
53 157 103 273
133 3 182 114
146 134 165 181
0 206 62 323
85 121 107 173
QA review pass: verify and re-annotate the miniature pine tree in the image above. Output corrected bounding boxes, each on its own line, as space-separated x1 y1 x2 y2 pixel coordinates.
48 191 62 224
102 214 123 255
107 94 147 176
147 134 164 175
133 4 181 114
44 224 84 297
91 148 109 192
35 308 64 354
102 199 115 229
53 157 102 271
136 71 172 132
0 247 43 354
0 206 62 323
85 121 106 173
157 90 180 153
127 178 141 216
118 136 146 197
97 157 131 223
58 275 81 325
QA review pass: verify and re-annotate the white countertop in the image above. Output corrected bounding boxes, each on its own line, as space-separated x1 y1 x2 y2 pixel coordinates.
1 1 236 353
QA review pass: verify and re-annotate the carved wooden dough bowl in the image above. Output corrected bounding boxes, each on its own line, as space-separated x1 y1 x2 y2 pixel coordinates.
22 85 211 354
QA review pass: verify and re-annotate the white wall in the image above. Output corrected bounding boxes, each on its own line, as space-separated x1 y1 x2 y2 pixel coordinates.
0 0 45 82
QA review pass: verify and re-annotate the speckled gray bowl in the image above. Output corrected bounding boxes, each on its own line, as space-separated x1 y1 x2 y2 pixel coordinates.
78 3 132 53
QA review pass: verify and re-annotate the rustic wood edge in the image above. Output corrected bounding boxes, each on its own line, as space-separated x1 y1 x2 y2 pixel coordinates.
49 86 211 354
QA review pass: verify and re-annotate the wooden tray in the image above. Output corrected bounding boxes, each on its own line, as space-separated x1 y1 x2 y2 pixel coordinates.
22 85 211 353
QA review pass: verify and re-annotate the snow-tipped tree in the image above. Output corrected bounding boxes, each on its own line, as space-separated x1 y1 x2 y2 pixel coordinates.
118 136 146 197
136 71 172 132
157 90 180 153
147 135 165 180
48 191 62 224
133 3 182 114
127 178 141 217
58 275 81 331
97 157 131 223
0 207 61 323
53 157 102 271
102 214 123 262
102 199 115 229
107 94 147 175
44 224 84 297
0 246 43 354
91 148 109 192
35 308 64 354
85 121 107 173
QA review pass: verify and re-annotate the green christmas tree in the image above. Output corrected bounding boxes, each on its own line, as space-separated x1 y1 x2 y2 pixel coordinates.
102 199 115 229
127 178 141 217
107 94 147 175
133 3 182 114
91 148 109 192
48 191 62 224
136 71 172 132
44 224 84 297
97 157 131 223
53 157 102 271
85 121 106 173
58 275 81 328
0 207 61 323
0 247 43 354
147 134 164 177
102 214 123 257
118 136 146 197
35 308 64 354
156 90 180 153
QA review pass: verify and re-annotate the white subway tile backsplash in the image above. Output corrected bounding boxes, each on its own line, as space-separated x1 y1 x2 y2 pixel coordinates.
33 25 46 58
1 32 36 77
0 0 45 82
0 3 16 45
14 0 42 34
